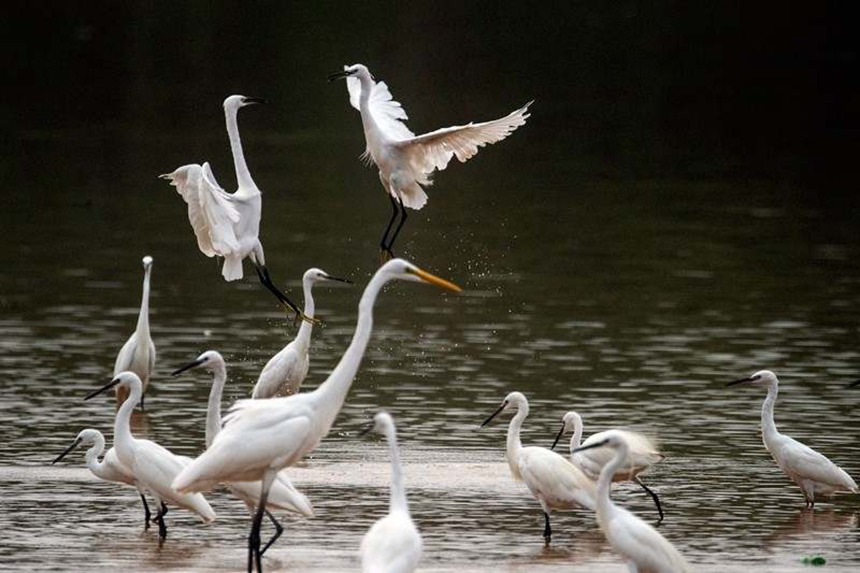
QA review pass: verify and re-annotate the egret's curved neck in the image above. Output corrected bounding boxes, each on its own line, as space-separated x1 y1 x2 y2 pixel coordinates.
596 442 627 519
569 418 583 457
357 73 381 138
135 266 151 335
84 435 107 478
383 421 408 513
205 361 228 447
114 382 142 461
761 382 779 444
294 280 316 349
225 105 256 190
506 403 527 478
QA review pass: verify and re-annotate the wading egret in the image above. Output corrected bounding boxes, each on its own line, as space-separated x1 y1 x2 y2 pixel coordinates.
481 392 596 544
252 268 352 399
574 432 692 572
360 412 422 573
551 411 665 521
172 350 314 556
52 428 154 528
86 372 216 538
329 64 532 260
113 255 155 409
160 95 309 322
727 370 859 507
172 259 460 572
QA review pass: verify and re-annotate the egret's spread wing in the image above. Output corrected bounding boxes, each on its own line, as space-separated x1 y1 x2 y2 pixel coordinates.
346 67 415 143
160 163 241 257
396 101 532 178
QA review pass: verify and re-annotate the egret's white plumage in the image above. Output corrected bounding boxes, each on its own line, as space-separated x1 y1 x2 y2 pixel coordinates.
552 411 665 520
85 372 215 538
113 255 155 408
575 432 691 573
330 64 531 256
252 268 350 399
171 259 460 571
729 370 859 506
160 95 307 320
360 412 422 573
482 392 596 543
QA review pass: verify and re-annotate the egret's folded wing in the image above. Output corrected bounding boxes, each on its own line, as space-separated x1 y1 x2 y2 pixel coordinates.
779 439 858 489
397 101 532 176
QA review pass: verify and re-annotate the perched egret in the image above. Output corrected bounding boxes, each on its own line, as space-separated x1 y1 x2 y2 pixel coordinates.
113 255 155 409
252 268 352 399
574 432 692 573
172 259 460 572
52 428 153 528
172 350 314 556
551 411 665 521
85 372 216 538
728 370 859 507
329 64 532 260
359 412 422 573
481 392 596 544
160 95 309 322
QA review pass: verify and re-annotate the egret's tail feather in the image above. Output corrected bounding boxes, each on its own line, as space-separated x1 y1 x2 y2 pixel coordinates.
222 257 244 281
399 184 428 210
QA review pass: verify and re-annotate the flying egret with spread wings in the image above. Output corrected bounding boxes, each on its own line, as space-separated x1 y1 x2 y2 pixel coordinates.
160 95 309 322
329 64 532 261
113 255 155 409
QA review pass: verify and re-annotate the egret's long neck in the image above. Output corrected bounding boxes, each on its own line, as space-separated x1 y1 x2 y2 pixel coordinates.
135 266 151 335
84 434 107 478
596 442 628 521
383 422 408 513
205 362 228 447
569 419 583 457
761 381 779 444
225 105 256 190
114 382 142 463
294 280 316 350
506 403 527 480
358 73 381 139
312 271 387 432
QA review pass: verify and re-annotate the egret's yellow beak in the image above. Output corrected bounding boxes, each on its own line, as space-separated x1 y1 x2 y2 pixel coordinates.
410 268 462 292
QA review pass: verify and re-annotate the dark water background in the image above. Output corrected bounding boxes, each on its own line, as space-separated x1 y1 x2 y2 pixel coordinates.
2 2 859 571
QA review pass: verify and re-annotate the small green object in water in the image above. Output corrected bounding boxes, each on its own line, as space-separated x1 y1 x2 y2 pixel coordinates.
800 555 826 566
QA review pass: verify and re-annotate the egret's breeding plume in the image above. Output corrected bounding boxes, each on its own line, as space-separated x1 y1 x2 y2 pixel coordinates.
481 392 596 544
85 372 216 538
573 432 692 572
52 428 154 529
172 350 314 557
172 259 461 573
329 64 532 261
359 412 422 573
551 411 665 521
160 95 309 322
252 268 352 399
727 370 859 507
113 255 155 409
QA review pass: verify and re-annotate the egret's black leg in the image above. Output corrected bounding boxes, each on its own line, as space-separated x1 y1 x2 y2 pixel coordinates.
139 393 145 411
380 194 400 254
259 510 284 557
140 493 151 530
543 512 552 544
155 503 168 539
386 198 408 256
254 264 304 322
248 473 274 572
634 477 664 522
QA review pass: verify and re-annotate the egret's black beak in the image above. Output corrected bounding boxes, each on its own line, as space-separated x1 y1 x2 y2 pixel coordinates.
359 421 375 437
572 438 610 454
52 437 83 464
550 422 566 451
727 374 760 387
172 357 206 376
328 70 352 82
481 403 507 427
85 378 121 401
323 274 353 285
243 97 267 105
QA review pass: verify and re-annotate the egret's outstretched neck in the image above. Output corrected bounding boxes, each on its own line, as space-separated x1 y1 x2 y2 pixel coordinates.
506 402 527 479
114 380 143 463
597 441 628 518
225 105 256 190
570 417 583 456
205 360 228 447
84 434 107 476
383 421 408 513
136 266 151 335
295 280 316 349
761 381 779 444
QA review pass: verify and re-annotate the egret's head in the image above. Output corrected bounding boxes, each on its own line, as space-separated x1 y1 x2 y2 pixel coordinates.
84 371 142 401
372 411 394 434
53 429 97 464
328 64 372 82
302 268 353 287
550 411 583 450
572 429 626 454
727 369 778 388
142 255 153 269
481 391 527 427
224 95 267 110
379 258 462 291
172 350 224 376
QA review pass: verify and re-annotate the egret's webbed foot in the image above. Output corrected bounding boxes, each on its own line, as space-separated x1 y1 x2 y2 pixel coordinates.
254 264 314 325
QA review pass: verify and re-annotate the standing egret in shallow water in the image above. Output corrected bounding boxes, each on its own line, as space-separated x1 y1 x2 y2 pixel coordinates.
172 259 460 572
574 432 692 573
86 372 216 538
113 255 155 409
252 268 352 399
172 350 314 556
728 370 858 507
160 95 309 322
329 64 532 261
481 392 596 544
360 412 422 573
52 428 153 528
551 411 665 521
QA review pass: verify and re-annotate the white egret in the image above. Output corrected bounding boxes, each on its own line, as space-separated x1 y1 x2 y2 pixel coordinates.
728 370 859 507
359 412 422 573
329 64 532 260
52 428 154 528
172 350 314 556
252 268 352 399
481 392 596 544
85 372 216 538
574 432 692 573
172 259 460 572
551 411 665 521
113 255 155 409
160 95 309 322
